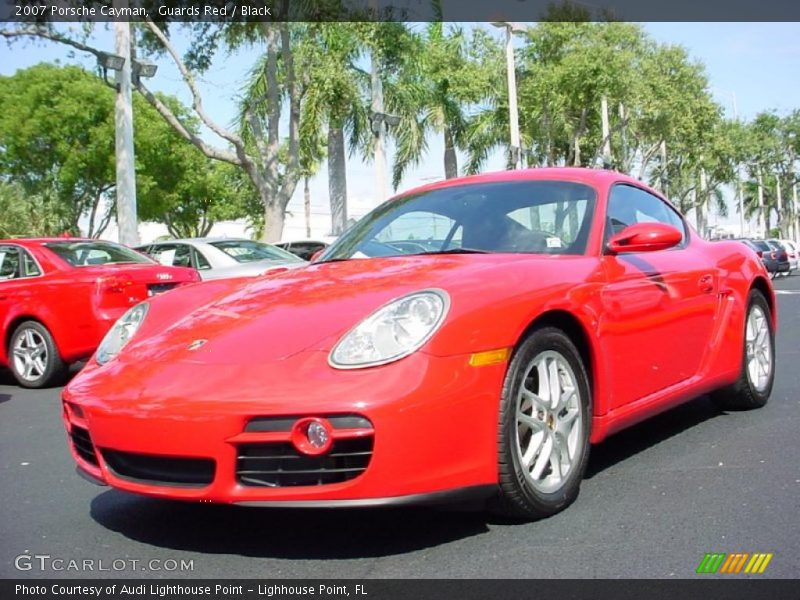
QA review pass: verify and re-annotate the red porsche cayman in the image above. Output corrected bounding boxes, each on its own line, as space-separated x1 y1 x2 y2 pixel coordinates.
62 168 776 519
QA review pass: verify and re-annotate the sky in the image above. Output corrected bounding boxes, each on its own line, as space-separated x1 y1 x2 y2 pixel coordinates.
1 22 799 241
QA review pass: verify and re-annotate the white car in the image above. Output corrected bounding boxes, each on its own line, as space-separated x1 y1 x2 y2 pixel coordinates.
135 238 306 281
779 239 799 272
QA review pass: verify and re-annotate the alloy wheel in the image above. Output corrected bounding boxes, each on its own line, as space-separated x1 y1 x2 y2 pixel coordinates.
515 350 583 494
12 328 48 382
745 304 772 393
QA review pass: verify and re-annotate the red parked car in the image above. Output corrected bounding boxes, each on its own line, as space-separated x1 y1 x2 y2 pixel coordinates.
63 169 775 519
0 238 199 388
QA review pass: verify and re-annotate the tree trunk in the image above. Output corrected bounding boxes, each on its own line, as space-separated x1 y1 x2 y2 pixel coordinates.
571 108 588 167
328 125 348 236
757 168 766 237
696 168 707 238
600 96 611 167
371 51 387 204
793 180 799 241
776 175 784 236
618 103 628 171
443 127 458 179
263 199 286 243
304 176 311 238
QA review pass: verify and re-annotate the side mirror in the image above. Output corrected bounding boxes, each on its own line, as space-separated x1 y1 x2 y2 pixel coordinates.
607 222 683 254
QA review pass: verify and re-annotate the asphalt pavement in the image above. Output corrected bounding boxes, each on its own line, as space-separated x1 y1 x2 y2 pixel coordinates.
2 276 799 579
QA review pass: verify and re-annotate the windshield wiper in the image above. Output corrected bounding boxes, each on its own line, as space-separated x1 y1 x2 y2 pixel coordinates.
318 248 490 263
411 247 491 256
315 257 351 264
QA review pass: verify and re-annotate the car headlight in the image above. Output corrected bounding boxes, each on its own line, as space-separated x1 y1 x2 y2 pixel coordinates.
329 289 450 369
96 302 149 365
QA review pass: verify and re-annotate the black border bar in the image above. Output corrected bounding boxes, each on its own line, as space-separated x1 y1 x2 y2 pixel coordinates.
2 0 800 23
3 579 800 600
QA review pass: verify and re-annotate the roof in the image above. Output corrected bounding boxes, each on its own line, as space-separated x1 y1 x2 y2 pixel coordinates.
0 237 96 246
144 237 258 245
394 167 646 200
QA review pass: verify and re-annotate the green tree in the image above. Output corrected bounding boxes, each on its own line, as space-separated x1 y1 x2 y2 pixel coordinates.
0 63 247 239
0 181 64 237
293 23 367 235
0 63 116 236
387 23 499 188
135 95 249 238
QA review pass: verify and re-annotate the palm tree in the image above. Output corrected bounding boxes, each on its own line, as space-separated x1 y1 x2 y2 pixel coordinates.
387 23 499 189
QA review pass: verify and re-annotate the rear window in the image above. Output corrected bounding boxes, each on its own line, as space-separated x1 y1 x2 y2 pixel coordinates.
751 240 770 252
45 242 154 266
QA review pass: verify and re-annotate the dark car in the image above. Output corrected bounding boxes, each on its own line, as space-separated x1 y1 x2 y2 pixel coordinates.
737 239 779 279
765 240 791 277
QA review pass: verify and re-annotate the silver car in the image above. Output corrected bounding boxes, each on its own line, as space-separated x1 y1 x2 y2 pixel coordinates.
135 238 306 280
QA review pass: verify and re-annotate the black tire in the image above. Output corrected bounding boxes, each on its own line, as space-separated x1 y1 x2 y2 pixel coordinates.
7 320 67 389
491 326 592 520
710 290 774 410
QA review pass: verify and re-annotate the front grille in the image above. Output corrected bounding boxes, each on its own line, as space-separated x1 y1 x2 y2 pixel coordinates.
70 426 99 467
237 437 374 487
147 283 177 296
101 449 215 487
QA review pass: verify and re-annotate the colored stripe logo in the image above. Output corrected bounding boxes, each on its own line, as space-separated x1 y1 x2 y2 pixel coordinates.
697 553 773 574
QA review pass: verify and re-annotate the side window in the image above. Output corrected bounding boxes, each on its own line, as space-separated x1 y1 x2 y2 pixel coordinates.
606 185 686 245
0 246 21 280
192 248 211 270
172 244 192 268
22 250 42 276
151 244 178 266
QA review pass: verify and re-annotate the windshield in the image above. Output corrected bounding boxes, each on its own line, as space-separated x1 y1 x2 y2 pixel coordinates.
45 241 154 266
320 180 596 261
209 240 304 264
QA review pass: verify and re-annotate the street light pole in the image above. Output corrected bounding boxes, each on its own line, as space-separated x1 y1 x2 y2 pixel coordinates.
504 24 522 169
113 11 139 246
714 87 747 237
493 22 522 169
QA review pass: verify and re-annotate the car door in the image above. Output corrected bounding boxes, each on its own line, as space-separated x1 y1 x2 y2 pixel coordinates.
599 184 719 410
0 245 46 346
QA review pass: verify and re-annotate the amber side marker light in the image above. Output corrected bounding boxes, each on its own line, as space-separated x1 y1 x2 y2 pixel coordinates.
469 348 511 367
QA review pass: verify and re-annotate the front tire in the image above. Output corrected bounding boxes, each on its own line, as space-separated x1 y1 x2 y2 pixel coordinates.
711 290 774 410
492 327 591 519
8 321 67 389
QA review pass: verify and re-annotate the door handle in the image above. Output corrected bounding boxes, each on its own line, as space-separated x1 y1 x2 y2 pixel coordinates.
698 274 714 293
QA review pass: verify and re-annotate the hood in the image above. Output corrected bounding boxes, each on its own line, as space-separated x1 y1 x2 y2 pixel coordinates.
121 253 558 365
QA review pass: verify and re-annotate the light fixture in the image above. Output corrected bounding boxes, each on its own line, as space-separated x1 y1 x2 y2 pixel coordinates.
132 59 158 84
97 51 125 91
98 51 125 72
369 110 401 134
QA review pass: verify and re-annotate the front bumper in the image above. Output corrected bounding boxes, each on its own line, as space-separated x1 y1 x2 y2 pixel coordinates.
62 350 506 505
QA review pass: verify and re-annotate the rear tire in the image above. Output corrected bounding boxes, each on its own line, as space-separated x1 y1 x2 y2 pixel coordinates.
491 327 591 520
8 321 67 389
711 290 774 410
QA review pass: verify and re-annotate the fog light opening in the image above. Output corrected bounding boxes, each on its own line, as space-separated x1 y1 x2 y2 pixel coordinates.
291 417 334 456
